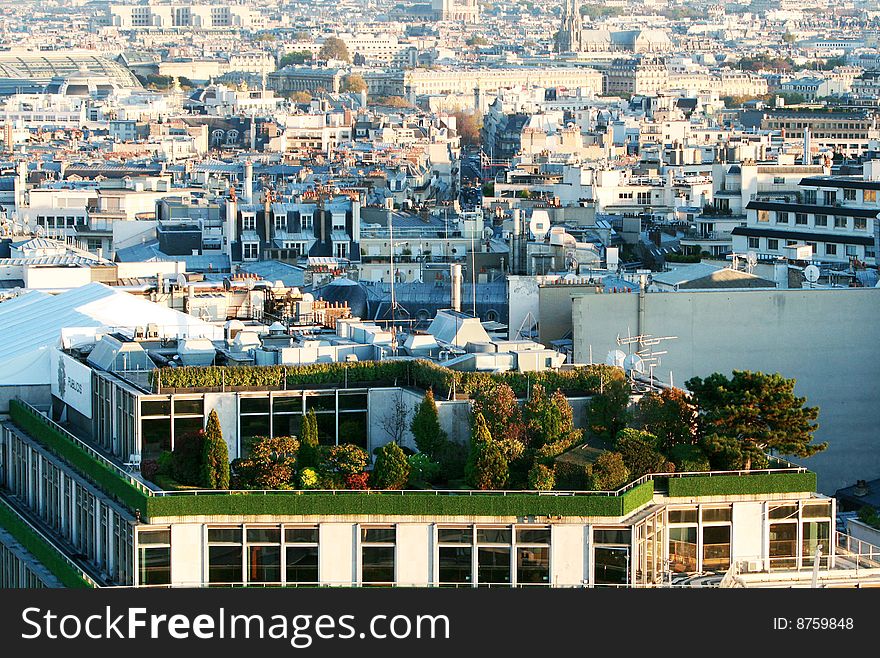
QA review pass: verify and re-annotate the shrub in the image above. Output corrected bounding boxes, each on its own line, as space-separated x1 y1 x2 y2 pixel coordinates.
615 429 667 478
299 410 320 468
234 436 300 489
141 459 159 481
589 452 630 490
528 464 556 491
157 450 174 476
171 430 206 486
668 444 711 472
299 467 319 489
345 472 371 490
554 460 592 489
465 413 509 490
325 444 370 477
587 374 631 439
371 442 411 489
202 410 229 489
408 453 441 484
411 389 448 459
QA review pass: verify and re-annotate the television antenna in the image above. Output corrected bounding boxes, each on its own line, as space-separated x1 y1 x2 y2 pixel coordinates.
616 328 678 388
746 250 757 274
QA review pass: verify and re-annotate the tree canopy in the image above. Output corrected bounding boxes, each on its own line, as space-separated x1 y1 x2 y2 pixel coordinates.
686 371 824 470
319 37 350 63
279 51 313 67
341 73 367 93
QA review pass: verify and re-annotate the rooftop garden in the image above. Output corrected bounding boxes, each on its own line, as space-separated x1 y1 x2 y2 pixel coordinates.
149 360 620 399
6 368 822 521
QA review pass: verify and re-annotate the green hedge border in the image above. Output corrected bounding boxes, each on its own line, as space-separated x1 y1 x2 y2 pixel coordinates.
0 498 93 588
9 401 149 515
146 482 656 519
667 472 817 497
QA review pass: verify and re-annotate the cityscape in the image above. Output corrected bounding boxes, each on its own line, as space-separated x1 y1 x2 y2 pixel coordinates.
0 0 879 592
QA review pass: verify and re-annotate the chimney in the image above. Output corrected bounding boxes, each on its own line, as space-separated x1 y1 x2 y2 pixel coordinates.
352 194 361 243
225 196 237 263
244 158 254 204
774 260 788 290
450 263 462 312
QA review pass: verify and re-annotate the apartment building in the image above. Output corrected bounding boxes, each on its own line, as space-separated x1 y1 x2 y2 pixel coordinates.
761 109 880 157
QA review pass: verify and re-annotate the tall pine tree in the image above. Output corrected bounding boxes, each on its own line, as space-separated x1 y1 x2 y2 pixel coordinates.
202 409 230 489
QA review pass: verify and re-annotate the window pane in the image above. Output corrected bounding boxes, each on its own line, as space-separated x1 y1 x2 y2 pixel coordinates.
802 502 832 519
668 527 697 573
174 416 203 447
174 398 204 415
516 528 550 545
593 529 631 545
338 393 368 411
769 523 798 568
209 545 242 584
272 396 302 413
240 415 270 456
338 412 368 449
141 418 171 462
362 546 394 584
668 508 698 524
208 528 242 543
285 527 318 543
142 399 171 416
478 546 510 585
701 507 732 523
593 547 629 585
802 521 830 564
477 528 511 544
272 412 301 438
362 527 396 544
702 525 730 571
439 546 472 585
248 545 281 583
517 547 549 585
139 530 170 545
240 397 270 414
769 505 798 520
305 393 335 412
139 546 171 585
247 528 281 543
286 546 318 583
438 528 472 544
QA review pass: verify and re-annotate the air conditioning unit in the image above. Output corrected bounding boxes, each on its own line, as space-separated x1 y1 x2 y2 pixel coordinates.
146 323 159 338
746 560 763 572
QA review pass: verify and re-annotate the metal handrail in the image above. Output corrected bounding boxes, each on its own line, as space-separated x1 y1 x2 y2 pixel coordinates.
0 495 100 588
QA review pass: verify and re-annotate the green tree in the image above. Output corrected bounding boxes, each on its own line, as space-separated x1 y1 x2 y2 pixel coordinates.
202 410 229 489
465 413 509 489
411 389 448 460
371 95 413 108
279 51 313 67
528 463 556 491
636 388 698 451
465 35 489 46
371 442 411 489
668 444 711 472
782 32 796 44
298 409 320 468
407 452 441 485
615 428 667 478
325 443 370 476
589 451 629 490
587 372 630 439
232 435 298 489
318 37 350 63
686 371 824 470
473 383 526 460
171 430 205 486
341 73 367 93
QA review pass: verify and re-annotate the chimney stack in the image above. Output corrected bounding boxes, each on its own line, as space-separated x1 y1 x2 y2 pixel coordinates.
244 158 254 204
450 263 462 312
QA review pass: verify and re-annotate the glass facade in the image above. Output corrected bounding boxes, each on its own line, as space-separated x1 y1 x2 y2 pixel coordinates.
361 525 395 585
138 528 171 586
593 528 631 586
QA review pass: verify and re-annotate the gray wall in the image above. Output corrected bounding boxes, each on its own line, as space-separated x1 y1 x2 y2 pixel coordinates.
572 288 880 494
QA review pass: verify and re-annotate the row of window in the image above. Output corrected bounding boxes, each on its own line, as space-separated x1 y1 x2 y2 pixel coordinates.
0 541 50 588
756 209 871 231
746 236 874 259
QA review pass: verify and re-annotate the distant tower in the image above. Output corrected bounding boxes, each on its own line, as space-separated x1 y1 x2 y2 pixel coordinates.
558 0 584 53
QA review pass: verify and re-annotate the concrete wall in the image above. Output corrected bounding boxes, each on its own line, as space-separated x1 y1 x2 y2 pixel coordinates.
0 385 50 414
169 523 204 586
320 523 357 586
731 501 765 567
551 524 588 586
572 288 880 493
204 393 238 459
396 523 431 586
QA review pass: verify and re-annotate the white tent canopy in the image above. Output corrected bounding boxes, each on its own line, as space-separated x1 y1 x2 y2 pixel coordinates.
0 282 223 386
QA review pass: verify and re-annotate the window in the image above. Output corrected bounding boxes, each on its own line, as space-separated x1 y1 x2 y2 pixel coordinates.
834 216 847 229
854 217 867 230
516 528 550 586
844 188 857 201
768 238 779 250
864 190 876 202
814 214 827 227
823 190 837 205
795 213 808 225
477 527 512 587
825 243 837 255
274 215 286 232
361 526 395 585
593 527 631 585
208 527 243 585
748 237 760 249
247 527 281 584
243 242 259 260
846 244 858 257
242 214 256 231
804 190 817 204
138 529 171 586
776 212 789 224
240 395 270 456
335 242 348 259
438 526 473 586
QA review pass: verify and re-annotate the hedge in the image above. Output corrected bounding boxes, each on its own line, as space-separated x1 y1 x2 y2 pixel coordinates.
146 483 655 519
150 361 623 399
667 471 817 497
0 498 94 588
9 401 149 516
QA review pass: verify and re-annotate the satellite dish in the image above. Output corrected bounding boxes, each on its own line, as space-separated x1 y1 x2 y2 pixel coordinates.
302 293 314 303
482 226 493 240
176 273 187 288
606 349 626 368
529 210 550 240
746 251 758 267
804 264 820 283
623 354 646 374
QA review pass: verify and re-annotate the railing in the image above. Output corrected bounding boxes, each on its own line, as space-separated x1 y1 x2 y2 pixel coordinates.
12 402 153 497
836 530 880 573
